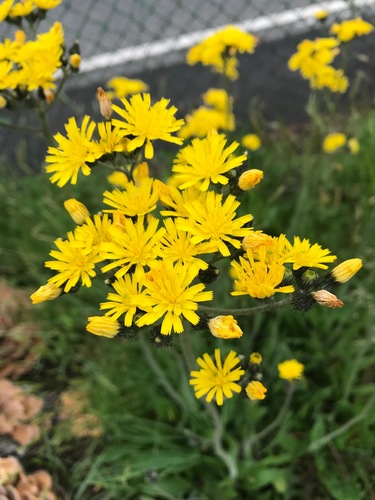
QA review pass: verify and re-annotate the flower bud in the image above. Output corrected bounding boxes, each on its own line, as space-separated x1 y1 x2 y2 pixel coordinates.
0 96 7 109
64 198 90 225
43 88 54 104
30 283 62 304
249 352 262 365
242 230 273 251
312 290 344 308
208 315 243 339
331 258 362 284
97 87 112 120
86 316 120 338
69 53 81 70
246 381 267 400
238 169 264 191
314 9 329 21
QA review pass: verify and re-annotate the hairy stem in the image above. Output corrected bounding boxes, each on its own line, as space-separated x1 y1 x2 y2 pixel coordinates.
199 297 293 317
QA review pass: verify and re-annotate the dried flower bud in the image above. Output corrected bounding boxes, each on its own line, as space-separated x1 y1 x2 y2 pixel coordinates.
43 88 54 104
86 316 120 338
238 169 264 191
246 381 267 400
97 86 112 120
208 315 243 339
30 283 62 304
64 198 90 224
312 290 344 308
331 258 362 284
249 352 262 364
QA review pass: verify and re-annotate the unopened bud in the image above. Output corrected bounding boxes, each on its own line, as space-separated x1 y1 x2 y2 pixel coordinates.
246 381 267 400
331 258 362 284
64 198 90 224
97 86 112 120
69 53 81 70
86 316 120 338
30 283 62 304
238 169 264 191
14 30 25 44
242 230 273 250
312 290 344 308
43 88 54 104
249 352 262 365
0 96 7 108
208 315 243 339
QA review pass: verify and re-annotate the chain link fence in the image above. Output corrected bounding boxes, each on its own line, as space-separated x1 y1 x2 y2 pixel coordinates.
1 0 375 168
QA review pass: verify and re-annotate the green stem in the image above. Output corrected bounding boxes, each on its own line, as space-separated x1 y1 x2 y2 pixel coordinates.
243 382 295 456
37 105 53 146
0 121 41 133
308 393 375 453
179 333 238 479
138 334 187 413
199 297 293 317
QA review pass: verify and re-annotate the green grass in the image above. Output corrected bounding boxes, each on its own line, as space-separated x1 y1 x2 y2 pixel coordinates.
1 110 375 499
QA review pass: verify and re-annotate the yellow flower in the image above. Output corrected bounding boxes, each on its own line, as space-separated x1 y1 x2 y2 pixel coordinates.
33 0 61 9
106 76 149 99
323 133 347 153
30 283 62 304
100 274 145 327
9 0 34 17
69 53 81 69
348 137 360 154
172 131 247 191
111 93 184 159
107 171 128 189
330 258 362 284
136 262 213 335
231 247 294 299
86 316 120 338
284 236 337 270
330 17 374 42
246 381 267 400
0 0 13 21
176 191 253 256
64 198 90 225
45 232 102 292
103 178 159 217
45 116 102 187
97 121 127 155
189 349 245 405
202 88 232 112
100 215 165 279
74 213 113 258
238 169 264 191
249 352 262 364
278 359 304 381
208 315 243 339
314 9 329 21
241 134 261 150
178 106 235 139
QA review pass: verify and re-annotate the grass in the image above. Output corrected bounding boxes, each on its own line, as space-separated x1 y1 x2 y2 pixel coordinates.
1 109 375 499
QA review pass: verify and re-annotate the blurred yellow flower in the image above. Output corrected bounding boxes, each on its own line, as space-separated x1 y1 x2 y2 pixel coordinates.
348 137 360 154
106 76 149 99
278 359 304 381
241 134 261 150
322 132 347 153
330 17 374 42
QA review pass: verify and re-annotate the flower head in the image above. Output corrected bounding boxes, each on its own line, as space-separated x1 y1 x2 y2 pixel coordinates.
208 315 243 339
246 381 267 400
111 93 184 159
241 134 261 150
330 17 374 42
173 131 247 191
45 232 102 292
106 76 149 99
45 116 101 187
189 349 245 405
86 316 120 338
278 359 304 381
176 192 253 256
285 236 336 270
348 137 360 154
64 198 90 225
136 262 213 334
178 106 235 139
323 133 347 153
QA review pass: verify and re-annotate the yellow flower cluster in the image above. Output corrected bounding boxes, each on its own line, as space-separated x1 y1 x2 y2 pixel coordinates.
330 17 374 42
288 37 348 93
187 25 257 80
178 88 235 139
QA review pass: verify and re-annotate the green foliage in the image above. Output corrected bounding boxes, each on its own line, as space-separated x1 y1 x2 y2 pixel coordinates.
1 111 375 498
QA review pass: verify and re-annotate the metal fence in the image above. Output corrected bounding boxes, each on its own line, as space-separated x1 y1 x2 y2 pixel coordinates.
1 0 375 168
